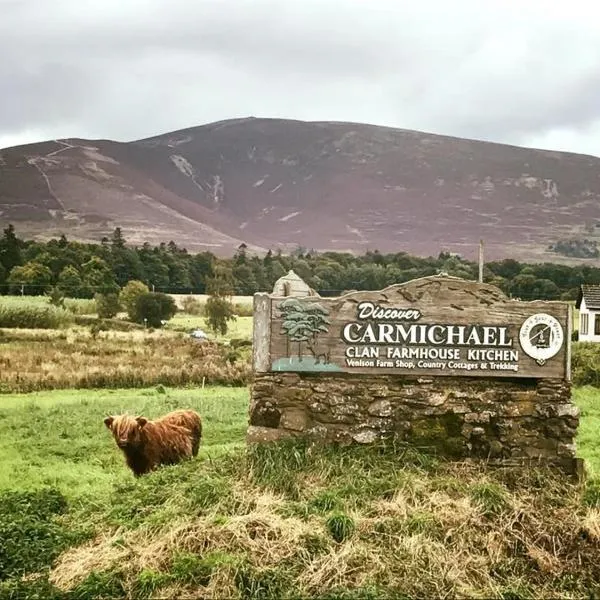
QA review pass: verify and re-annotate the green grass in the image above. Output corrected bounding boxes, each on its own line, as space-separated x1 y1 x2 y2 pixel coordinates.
1 385 595 498
573 386 600 478
1 385 600 599
0 386 249 499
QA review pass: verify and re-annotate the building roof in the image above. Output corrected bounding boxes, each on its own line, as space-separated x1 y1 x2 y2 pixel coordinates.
576 284 600 310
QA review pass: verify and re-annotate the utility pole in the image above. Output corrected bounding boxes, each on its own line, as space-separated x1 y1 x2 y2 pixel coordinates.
478 239 484 284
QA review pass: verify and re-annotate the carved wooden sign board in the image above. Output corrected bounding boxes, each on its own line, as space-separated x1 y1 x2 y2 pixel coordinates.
252 275 572 380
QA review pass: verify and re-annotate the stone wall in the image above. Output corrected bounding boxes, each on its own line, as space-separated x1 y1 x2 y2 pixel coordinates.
248 373 583 475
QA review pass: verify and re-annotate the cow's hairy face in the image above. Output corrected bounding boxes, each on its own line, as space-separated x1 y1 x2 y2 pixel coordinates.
103 414 148 449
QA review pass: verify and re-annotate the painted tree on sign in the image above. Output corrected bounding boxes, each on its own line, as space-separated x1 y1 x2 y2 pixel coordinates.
303 303 331 360
278 298 331 362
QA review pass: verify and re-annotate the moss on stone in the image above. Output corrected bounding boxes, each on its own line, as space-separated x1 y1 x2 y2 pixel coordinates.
409 414 466 457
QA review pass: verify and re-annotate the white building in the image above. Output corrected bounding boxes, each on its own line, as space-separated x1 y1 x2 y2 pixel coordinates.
575 284 600 342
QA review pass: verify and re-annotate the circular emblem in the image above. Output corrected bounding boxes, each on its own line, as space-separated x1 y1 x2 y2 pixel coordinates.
519 313 564 366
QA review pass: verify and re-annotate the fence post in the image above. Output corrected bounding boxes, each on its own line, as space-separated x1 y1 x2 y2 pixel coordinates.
252 293 271 372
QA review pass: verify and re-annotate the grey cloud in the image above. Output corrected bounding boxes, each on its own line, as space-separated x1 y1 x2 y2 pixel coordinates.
1 0 600 155
0 62 94 129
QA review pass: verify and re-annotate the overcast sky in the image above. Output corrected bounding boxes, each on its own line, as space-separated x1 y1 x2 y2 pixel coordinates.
2 0 600 156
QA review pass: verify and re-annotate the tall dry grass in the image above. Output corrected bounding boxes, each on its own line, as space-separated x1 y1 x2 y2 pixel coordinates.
0 328 251 392
43 441 600 599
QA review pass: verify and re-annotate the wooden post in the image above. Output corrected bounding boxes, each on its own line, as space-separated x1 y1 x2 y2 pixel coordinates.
566 303 572 382
478 239 484 284
253 293 271 372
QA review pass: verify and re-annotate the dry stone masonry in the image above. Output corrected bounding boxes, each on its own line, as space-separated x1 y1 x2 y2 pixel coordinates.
249 274 583 475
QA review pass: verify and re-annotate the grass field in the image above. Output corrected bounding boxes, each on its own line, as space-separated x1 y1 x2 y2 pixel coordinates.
0 386 249 499
4 385 598 501
1 385 600 598
2 291 600 598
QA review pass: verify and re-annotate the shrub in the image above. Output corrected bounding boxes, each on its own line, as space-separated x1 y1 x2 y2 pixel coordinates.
120 280 150 320
0 329 251 392
131 292 178 327
64 298 97 315
89 320 109 339
233 302 253 317
181 296 204 316
572 342 600 387
94 293 121 319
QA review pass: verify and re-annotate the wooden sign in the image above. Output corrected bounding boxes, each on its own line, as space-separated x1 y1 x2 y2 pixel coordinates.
253 275 571 380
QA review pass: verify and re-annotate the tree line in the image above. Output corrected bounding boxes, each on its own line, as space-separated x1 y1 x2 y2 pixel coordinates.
1 224 599 301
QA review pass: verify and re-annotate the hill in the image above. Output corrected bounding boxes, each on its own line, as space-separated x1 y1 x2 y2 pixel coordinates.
2 117 600 261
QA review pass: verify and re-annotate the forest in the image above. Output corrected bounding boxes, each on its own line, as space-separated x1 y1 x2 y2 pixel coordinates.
1 223 599 300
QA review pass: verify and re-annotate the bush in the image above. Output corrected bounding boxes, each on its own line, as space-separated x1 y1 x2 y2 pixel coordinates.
89 320 109 339
94 293 121 319
0 302 73 329
132 292 177 327
233 302 253 317
572 342 600 387
181 296 204 316
120 280 150 320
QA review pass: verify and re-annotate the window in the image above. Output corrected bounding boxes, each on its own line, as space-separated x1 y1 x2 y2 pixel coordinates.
581 313 589 335
595 314 600 336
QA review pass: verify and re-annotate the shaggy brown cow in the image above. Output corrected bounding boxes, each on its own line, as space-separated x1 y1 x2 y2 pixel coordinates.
103 409 202 477
159 409 203 457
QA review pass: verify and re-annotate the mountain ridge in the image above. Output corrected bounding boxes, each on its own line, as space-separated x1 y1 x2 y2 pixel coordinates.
2 117 600 262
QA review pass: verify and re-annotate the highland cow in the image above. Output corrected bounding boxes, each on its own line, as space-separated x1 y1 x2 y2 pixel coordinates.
158 409 203 457
103 409 203 477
